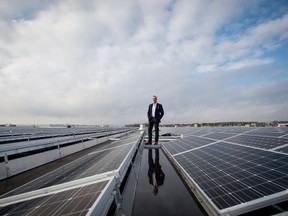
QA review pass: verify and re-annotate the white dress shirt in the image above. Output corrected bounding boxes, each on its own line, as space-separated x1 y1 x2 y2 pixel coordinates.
152 103 157 117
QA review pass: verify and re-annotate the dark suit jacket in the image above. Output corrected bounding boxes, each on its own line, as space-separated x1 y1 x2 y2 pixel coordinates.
147 103 164 122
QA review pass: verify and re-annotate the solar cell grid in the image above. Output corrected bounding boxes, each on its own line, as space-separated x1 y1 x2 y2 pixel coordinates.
0 180 109 216
1 142 135 198
226 135 288 150
202 132 238 140
0 129 142 216
160 127 193 137
222 128 254 133
80 143 134 178
246 130 286 137
162 136 215 155
173 142 288 211
161 139 187 155
189 131 211 136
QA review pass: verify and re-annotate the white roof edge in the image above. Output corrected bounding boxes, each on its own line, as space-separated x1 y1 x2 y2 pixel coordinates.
87 177 117 216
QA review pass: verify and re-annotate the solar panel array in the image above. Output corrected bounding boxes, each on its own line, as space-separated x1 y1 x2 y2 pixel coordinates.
0 130 143 215
0 126 132 158
162 127 288 215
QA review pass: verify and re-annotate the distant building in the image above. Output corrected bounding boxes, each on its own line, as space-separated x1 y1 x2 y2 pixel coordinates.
278 123 288 127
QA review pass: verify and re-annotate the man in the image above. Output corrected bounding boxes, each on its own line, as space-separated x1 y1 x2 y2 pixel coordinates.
147 95 164 145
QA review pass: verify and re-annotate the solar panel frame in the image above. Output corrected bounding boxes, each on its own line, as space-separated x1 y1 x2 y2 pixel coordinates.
274 145 288 154
163 127 288 214
279 133 288 139
0 176 116 216
1 135 141 198
163 137 288 216
0 129 144 216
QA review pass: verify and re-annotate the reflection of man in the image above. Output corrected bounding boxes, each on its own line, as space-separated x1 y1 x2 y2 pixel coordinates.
148 149 165 195
147 95 164 145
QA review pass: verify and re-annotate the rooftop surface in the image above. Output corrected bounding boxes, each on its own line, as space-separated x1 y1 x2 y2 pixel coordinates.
0 126 288 215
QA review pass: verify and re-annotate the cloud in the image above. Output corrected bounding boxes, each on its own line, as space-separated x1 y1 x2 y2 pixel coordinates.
194 13 288 73
225 58 274 70
0 0 287 125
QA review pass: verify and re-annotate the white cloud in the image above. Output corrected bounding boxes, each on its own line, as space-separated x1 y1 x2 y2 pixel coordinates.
0 0 287 125
225 58 274 70
196 64 218 73
197 14 288 73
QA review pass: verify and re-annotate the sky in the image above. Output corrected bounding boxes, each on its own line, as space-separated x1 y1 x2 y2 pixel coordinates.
0 0 288 125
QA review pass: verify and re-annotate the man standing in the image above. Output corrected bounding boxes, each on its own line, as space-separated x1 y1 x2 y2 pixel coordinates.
147 95 164 145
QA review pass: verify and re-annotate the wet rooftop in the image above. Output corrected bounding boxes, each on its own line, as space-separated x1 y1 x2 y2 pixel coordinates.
132 147 206 216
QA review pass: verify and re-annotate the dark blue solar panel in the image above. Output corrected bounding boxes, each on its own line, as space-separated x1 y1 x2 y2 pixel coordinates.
226 135 288 149
173 142 288 210
0 180 109 216
1 142 135 198
162 136 215 155
245 128 287 137
275 146 288 154
202 132 237 140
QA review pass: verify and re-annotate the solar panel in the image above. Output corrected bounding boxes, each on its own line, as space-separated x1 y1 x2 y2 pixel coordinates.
172 142 288 214
226 134 288 150
202 132 238 140
1 134 140 198
162 127 288 215
0 177 113 216
245 128 287 137
0 130 144 216
0 126 133 158
163 136 215 155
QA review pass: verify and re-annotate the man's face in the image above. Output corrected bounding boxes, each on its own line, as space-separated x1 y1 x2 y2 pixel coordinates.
152 96 157 104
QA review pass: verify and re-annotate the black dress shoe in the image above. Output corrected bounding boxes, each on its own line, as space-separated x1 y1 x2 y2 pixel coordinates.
145 141 151 145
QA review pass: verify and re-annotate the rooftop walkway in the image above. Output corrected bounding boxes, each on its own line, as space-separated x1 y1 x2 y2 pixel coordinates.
132 144 207 215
